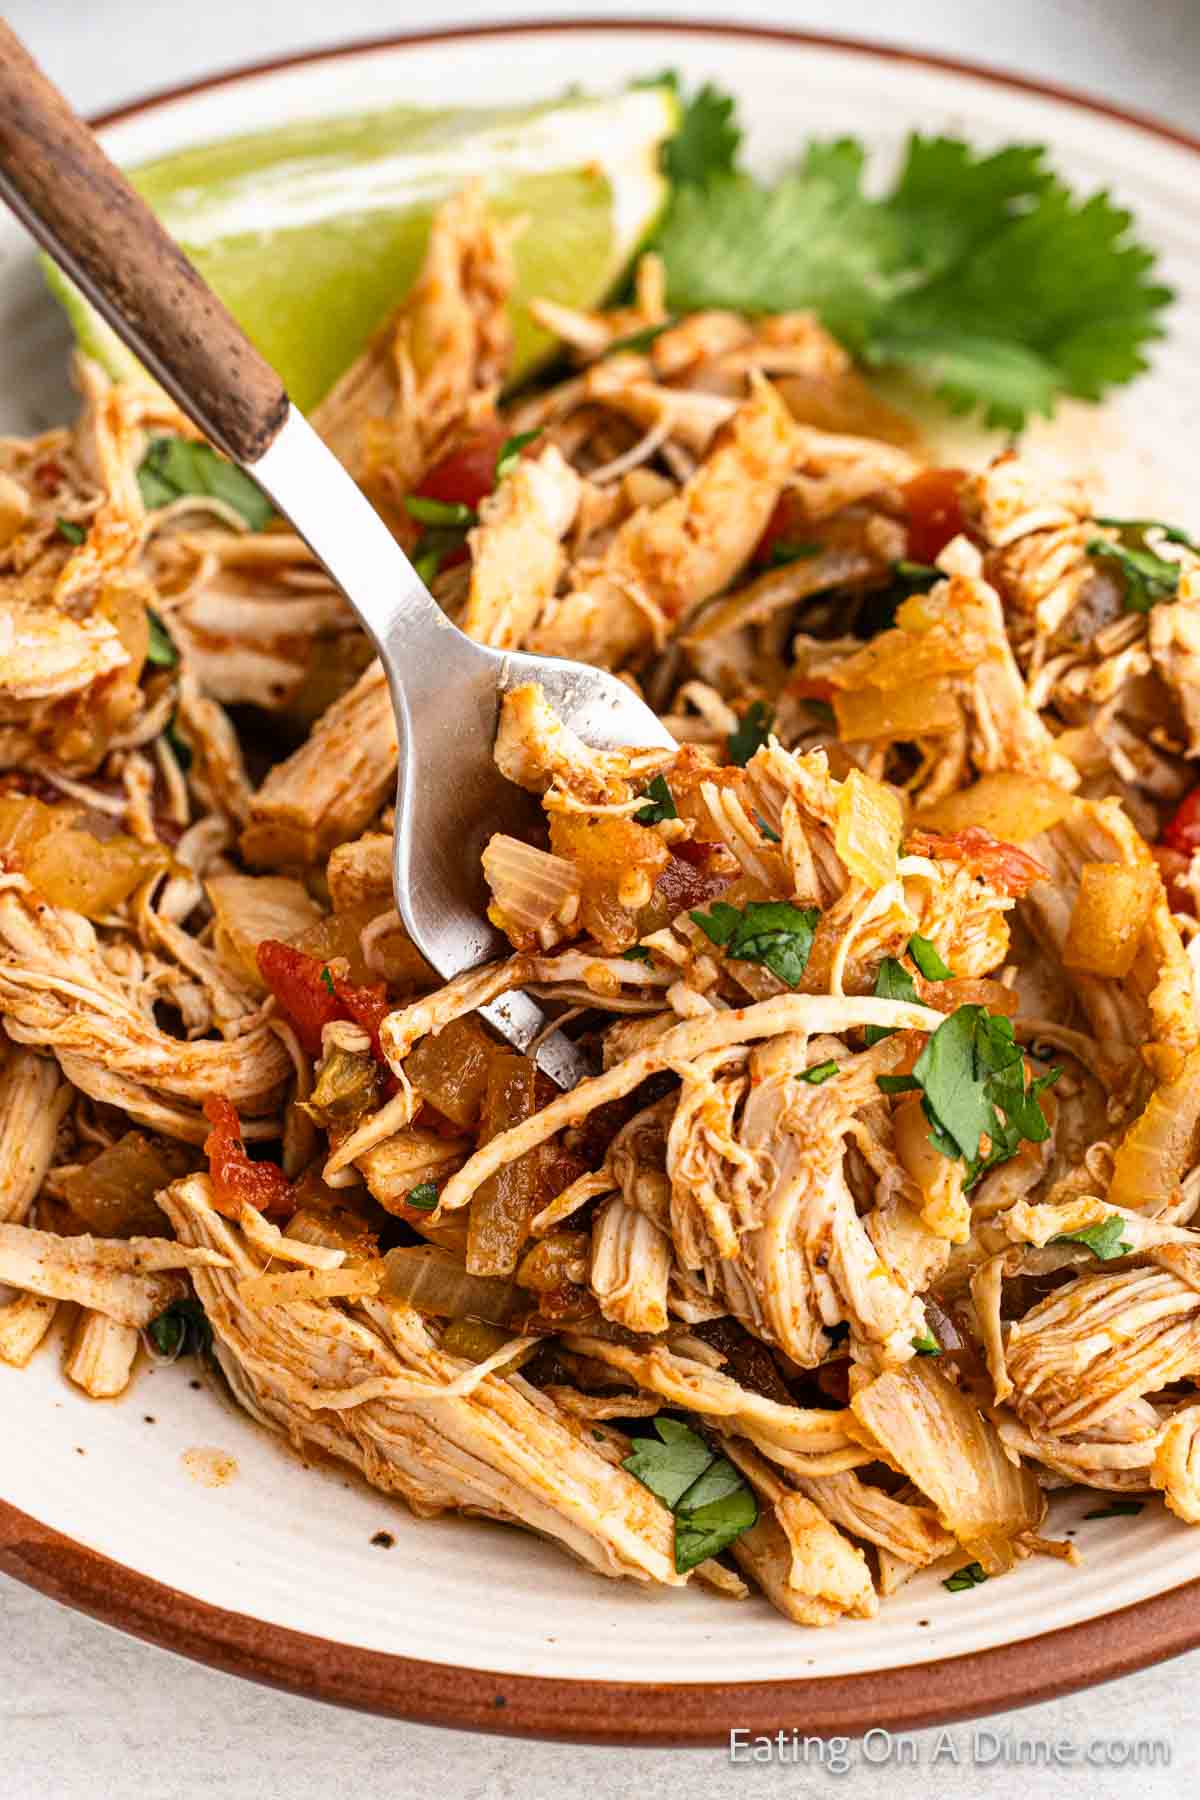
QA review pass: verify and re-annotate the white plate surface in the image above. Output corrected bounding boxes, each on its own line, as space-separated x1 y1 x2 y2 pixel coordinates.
2 24 1199 1686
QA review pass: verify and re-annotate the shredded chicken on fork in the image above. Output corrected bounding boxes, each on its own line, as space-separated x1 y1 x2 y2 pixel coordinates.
6 184 1200 1628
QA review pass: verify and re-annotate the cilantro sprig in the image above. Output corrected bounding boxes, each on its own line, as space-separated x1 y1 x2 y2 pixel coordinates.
691 899 819 988
647 83 1172 430
622 1416 757 1572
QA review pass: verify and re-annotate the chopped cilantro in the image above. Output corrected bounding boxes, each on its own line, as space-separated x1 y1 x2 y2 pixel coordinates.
406 1182 439 1212
911 1331 941 1356
857 560 941 638
137 437 272 529
634 774 678 825
690 899 820 988
798 1059 839 1085
908 1006 1060 1183
727 700 773 766
908 933 953 981
319 966 336 997
649 128 1171 430
55 516 85 545
1084 1499 1144 1520
943 1561 988 1593
877 1073 922 1095
1051 1214 1133 1262
621 945 652 963
403 495 477 529
411 527 465 585
1087 514 1196 612
147 1297 211 1361
145 609 178 669
622 1415 757 1573
495 429 542 482
755 813 781 844
864 956 920 1046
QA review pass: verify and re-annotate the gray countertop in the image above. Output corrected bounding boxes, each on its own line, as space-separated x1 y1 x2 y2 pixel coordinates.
4 2 1200 1794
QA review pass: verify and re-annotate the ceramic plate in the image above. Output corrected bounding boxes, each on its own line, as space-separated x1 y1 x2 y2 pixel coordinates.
3 20 1200 1743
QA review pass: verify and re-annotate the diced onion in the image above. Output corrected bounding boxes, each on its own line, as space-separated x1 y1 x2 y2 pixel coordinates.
915 771 1075 843
382 1244 521 1325
482 834 581 941
1062 861 1157 979
833 682 960 743
835 768 903 889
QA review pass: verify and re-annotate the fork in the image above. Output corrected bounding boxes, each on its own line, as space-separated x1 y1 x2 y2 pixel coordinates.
0 24 676 1087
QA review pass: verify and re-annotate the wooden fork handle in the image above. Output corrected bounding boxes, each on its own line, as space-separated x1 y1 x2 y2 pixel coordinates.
0 22 288 464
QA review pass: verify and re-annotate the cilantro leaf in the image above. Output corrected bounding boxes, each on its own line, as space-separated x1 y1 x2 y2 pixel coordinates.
622 1416 715 1510
147 1297 212 1361
727 700 773 766
857 559 941 637
690 899 819 988
634 774 678 825
495 430 541 482
145 609 178 669
642 71 741 187
754 813 781 844
1051 1214 1133 1262
319 966 336 996
911 1331 940 1356
621 945 652 963
137 437 273 529
908 934 953 981
651 132 1171 429
406 1181 439 1212
622 1416 758 1572
864 956 919 1045
1087 515 1194 612
799 1059 839 1085
943 1561 988 1593
908 1006 1059 1182
1084 1499 1144 1520
673 1483 758 1573
56 516 85 545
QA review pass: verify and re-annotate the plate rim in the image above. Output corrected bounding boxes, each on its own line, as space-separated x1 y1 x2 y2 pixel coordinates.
5 14 1200 1743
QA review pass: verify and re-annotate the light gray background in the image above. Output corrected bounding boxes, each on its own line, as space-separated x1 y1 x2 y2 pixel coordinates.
3 3 1199 1795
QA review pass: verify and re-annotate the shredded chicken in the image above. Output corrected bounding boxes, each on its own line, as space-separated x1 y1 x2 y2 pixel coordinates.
5 187 1200 1633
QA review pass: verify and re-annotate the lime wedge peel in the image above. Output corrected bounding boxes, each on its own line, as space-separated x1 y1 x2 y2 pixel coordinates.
44 86 678 410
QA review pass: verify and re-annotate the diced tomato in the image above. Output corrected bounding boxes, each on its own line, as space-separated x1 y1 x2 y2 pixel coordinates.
1153 843 1195 915
32 458 64 497
203 1096 294 1219
1161 787 1200 857
256 940 340 1056
902 467 967 564
256 938 391 1061
413 423 507 511
907 826 1048 897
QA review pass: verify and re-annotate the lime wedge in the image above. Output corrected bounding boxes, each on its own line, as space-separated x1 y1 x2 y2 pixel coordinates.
45 87 676 410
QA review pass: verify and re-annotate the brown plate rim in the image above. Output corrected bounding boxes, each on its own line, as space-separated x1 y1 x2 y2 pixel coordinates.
6 14 1200 1744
